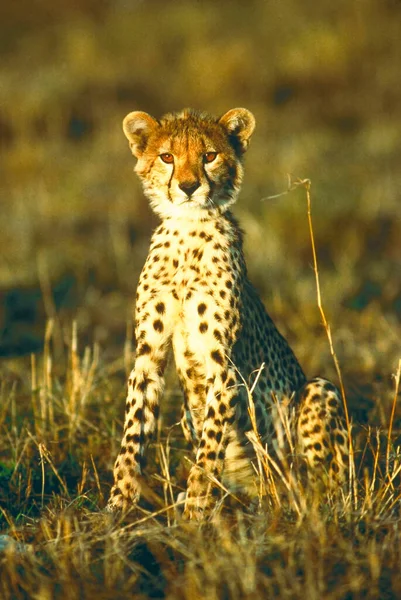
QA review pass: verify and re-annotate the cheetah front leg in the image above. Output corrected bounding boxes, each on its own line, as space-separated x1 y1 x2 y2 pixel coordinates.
107 297 174 512
183 362 239 521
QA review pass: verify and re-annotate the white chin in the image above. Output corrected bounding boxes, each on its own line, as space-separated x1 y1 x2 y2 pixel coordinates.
148 192 236 220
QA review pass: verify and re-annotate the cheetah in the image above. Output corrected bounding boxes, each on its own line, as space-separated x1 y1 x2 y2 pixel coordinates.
107 107 349 519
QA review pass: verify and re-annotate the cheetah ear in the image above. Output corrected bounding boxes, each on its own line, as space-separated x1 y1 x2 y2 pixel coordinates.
219 108 256 154
122 111 159 158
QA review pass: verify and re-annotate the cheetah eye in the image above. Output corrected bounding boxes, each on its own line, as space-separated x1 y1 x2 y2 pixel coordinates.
204 152 217 164
160 153 174 164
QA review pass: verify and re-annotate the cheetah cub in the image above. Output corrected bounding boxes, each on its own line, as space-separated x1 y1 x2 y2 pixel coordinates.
108 107 349 519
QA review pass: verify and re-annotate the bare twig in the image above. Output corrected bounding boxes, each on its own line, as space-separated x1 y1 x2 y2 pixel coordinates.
386 359 401 479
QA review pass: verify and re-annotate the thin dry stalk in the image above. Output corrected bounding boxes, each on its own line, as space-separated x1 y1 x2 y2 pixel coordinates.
265 177 356 507
386 358 401 478
157 441 175 525
27 432 69 504
90 453 104 504
80 343 99 406
31 353 39 435
69 320 79 422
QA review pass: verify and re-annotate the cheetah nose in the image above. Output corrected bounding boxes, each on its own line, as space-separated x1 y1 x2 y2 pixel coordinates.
179 181 200 197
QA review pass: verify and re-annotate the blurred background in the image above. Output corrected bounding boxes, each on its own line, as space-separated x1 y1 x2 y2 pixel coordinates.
0 0 400 419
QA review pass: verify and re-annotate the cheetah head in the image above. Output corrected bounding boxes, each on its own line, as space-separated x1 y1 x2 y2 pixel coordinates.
122 108 255 220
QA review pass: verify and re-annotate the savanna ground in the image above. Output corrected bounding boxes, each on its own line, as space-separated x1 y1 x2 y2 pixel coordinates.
0 0 401 598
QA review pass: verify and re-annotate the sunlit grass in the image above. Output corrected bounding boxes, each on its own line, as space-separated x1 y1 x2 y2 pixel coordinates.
0 181 400 597
1 0 401 596
0 317 401 598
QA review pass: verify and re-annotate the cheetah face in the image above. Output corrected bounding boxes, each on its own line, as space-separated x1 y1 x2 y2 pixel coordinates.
122 108 255 220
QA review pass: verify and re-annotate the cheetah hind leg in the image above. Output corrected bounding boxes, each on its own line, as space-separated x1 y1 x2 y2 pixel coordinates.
296 377 349 498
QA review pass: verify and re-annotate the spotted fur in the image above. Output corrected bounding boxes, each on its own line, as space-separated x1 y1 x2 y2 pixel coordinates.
107 108 349 519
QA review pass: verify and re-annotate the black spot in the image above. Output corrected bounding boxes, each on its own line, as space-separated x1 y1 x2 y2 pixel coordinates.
213 329 222 342
312 424 321 433
219 290 226 299
134 408 143 420
138 343 151 355
207 407 215 419
216 431 222 443
153 319 164 332
331 462 340 473
314 442 322 451
127 433 144 444
155 302 165 314
207 451 217 461
226 280 233 289
324 382 336 393
207 430 216 439
211 350 224 365
138 377 149 392
336 433 345 445
199 322 208 333
173 259 179 268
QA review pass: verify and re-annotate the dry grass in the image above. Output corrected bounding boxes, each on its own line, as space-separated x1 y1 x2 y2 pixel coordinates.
1 343 401 600
1 0 401 597
0 181 400 599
